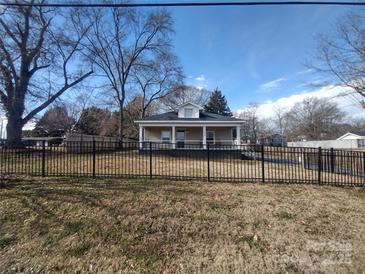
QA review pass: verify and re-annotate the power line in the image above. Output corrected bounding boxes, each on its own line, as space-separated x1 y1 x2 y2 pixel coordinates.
0 1 365 8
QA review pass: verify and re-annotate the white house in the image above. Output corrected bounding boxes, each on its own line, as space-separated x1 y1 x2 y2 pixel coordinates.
336 131 365 140
288 130 365 149
135 102 243 149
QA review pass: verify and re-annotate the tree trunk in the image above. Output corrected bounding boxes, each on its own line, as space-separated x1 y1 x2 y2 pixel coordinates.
6 112 24 147
118 106 124 142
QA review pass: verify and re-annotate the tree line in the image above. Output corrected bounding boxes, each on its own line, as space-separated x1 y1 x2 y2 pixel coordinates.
1 1 365 146
238 97 365 143
0 1 185 146
26 88 232 140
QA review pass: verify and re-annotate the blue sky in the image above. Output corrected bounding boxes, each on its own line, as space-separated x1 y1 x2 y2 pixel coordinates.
167 3 359 112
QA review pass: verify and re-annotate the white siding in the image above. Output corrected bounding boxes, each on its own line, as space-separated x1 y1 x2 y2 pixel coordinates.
288 139 361 149
177 103 200 118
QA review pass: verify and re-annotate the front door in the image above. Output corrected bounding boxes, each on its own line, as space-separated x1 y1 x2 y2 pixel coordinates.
207 130 215 145
176 130 185 148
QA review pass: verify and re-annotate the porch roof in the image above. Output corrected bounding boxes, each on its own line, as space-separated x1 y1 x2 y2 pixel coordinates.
135 111 243 124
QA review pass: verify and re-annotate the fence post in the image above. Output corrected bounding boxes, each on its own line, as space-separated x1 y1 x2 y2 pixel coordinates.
363 152 365 178
207 143 210 182
318 147 322 184
41 140 46 177
92 139 96 178
149 142 152 179
261 144 265 183
330 148 335 173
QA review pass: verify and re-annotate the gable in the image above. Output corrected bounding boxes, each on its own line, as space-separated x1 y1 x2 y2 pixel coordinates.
135 102 244 123
177 102 202 118
337 132 365 140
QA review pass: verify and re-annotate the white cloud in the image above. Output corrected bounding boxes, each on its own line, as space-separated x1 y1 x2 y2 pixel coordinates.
236 85 365 120
188 74 209 90
195 75 206 81
297 68 315 74
194 84 209 90
259 77 286 92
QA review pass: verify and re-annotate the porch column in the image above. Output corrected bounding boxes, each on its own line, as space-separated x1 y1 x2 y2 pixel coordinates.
172 126 176 149
139 125 143 149
236 125 241 145
203 125 207 149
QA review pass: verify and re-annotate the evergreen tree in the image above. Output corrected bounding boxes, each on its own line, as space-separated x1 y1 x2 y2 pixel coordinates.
204 88 232 116
74 107 117 136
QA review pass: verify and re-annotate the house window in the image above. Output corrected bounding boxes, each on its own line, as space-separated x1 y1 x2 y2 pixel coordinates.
358 139 365 148
161 130 171 143
184 108 193 118
207 130 215 144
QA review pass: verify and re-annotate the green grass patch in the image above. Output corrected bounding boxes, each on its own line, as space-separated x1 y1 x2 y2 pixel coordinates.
240 234 269 253
64 221 84 234
67 240 92 257
0 236 14 249
276 211 294 220
135 253 162 272
253 217 268 229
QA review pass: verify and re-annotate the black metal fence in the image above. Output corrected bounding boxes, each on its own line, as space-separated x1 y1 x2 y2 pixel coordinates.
0 141 364 187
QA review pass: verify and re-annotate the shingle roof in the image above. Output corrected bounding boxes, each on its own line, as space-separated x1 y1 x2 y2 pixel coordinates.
137 111 243 122
350 131 365 137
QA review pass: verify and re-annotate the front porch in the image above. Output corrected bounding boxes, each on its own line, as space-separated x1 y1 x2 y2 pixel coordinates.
139 125 241 150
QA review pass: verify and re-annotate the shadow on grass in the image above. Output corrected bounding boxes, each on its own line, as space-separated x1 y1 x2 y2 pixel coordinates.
0 176 204 229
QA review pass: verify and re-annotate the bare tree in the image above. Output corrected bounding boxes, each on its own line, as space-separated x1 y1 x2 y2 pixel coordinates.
66 90 95 132
286 97 345 141
0 1 93 146
74 106 117 137
310 11 365 108
271 106 290 135
132 52 183 118
238 102 260 143
161 85 211 111
123 95 158 140
83 8 174 140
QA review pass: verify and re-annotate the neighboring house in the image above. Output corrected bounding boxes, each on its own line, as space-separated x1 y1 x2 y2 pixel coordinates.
135 102 243 149
288 130 365 149
259 133 287 147
336 131 365 140
22 137 64 147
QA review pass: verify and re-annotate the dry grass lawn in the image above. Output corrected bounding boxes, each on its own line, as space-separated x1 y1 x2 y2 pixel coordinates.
0 176 364 273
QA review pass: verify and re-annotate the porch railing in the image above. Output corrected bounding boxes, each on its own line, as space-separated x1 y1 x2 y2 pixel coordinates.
141 139 240 149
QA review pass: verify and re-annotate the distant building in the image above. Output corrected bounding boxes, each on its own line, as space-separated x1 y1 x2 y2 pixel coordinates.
336 131 365 140
288 131 365 149
259 133 287 147
22 137 64 147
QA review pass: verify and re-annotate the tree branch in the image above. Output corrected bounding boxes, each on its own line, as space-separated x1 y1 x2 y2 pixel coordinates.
0 89 7 105
0 18 21 47
22 70 93 124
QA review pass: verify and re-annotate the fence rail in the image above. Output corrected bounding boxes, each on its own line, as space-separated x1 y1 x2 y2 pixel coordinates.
0 141 364 187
